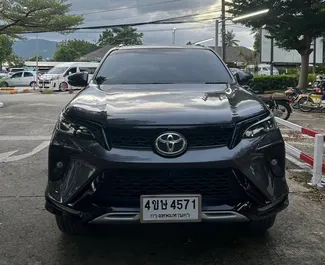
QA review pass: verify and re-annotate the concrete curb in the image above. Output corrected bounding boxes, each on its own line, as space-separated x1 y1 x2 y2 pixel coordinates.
0 88 40 94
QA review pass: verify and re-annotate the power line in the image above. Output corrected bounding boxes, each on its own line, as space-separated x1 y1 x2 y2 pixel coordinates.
72 0 183 15
22 11 222 33
45 24 216 34
83 8 221 22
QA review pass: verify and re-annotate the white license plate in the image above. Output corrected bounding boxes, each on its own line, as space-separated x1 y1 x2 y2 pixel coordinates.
140 195 201 223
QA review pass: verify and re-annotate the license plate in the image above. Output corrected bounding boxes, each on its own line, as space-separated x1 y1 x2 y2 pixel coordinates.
140 195 201 223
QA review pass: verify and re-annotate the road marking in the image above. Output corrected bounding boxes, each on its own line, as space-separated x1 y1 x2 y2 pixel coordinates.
0 141 49 162
0 136 51 141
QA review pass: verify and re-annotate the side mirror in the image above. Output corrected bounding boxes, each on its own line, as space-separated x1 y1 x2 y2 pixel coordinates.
234 72 248 86
67 72 88 87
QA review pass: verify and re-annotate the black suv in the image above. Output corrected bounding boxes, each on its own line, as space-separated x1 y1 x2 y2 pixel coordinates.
45 45 289 235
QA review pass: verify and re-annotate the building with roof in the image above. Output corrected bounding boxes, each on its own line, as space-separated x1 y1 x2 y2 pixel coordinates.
78 44 259 67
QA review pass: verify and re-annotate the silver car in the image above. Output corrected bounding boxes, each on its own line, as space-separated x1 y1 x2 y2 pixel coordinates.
1 71 37 87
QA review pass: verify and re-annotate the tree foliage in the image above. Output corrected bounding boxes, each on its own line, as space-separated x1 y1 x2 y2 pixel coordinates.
53 39 98 61
28 55 43 61
7 53 24 67
0 0 83 37
224 30 239 47
98 26 143 47
228 0 325 88
253 31 261 54
0 35 13 67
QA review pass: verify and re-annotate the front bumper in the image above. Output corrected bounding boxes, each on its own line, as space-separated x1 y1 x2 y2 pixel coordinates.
45 126 289 224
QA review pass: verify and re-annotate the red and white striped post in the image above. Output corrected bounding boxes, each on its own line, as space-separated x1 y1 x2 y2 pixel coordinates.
275 117 325 186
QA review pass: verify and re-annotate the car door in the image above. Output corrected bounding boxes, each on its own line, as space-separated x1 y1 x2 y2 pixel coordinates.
9 72 23 86
22 71 35 86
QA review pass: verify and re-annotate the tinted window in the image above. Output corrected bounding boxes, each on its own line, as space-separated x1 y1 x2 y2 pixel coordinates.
11 72 23 78
94 48 233 85
80 67 97 74
24 72 34 77
64 67 77 76
11 68 24 72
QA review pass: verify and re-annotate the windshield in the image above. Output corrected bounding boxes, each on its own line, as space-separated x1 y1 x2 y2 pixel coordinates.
94 48 233 85
47 67 68 74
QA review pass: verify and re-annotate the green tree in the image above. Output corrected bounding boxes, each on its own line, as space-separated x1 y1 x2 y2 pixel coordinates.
0 35 13 68
228 0 325 89
98 26 143 47
7 54 24 67
0 0 83 37
224 30 240 47
238 48 258 69
28 55 43 61
253 30 261 54
53 39 98 61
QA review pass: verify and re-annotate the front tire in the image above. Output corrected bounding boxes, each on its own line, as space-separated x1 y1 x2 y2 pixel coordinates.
55 214 87 235
2 82 9 87
298 97 313 112
59 82 68 92
274 102 291 120
247 215 276 234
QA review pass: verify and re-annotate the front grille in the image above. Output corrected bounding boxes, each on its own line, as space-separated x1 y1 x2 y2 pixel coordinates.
92 168 247 207
105 126 234 149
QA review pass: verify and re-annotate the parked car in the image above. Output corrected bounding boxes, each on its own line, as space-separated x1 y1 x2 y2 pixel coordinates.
39 62 99 91
1 71 37 87
0 70 8 78
7 67 25 77
45 45 289 235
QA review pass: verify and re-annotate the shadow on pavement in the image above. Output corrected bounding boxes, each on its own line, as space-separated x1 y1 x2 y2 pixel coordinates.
56 223 274 264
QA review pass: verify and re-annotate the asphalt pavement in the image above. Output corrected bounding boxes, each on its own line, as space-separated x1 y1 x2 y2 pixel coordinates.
1 93 325 265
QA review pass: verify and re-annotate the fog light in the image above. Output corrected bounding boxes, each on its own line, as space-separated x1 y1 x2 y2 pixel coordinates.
270 158 283 177
56 162 64 168
270 159 278 166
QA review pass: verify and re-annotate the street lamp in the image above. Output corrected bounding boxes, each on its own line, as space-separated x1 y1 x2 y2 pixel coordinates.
216 9 269 62
172 28 176 44
23 6 39 87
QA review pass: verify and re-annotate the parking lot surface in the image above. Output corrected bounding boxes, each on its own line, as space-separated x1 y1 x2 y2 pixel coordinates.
1 93 325 265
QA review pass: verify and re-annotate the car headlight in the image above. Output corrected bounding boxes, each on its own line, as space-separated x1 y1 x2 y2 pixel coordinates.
243 116 277 138
57 114 95 140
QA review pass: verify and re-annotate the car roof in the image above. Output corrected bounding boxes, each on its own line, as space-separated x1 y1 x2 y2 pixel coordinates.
118 45 210 50
53 62 100 68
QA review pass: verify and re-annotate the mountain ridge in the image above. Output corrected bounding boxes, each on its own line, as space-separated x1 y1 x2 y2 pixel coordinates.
13 39 58 59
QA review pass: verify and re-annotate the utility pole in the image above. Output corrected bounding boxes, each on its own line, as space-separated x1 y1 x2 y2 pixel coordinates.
313 38 316 74
221 0 226 62
270 36 274 75
35 32 39 87
215 20 219 54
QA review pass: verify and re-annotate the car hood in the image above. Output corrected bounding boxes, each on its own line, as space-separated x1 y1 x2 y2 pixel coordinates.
40 74 60 80
64 84 268 126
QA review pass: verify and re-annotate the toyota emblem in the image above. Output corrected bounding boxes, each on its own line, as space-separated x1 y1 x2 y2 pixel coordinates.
155 132 187 157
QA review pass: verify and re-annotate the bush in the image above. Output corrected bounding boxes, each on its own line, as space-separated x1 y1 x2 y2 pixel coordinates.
252 74 317 93
252 75 298 93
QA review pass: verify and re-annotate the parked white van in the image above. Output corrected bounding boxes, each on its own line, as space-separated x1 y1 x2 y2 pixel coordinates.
39 62 99 91
246 64 279 76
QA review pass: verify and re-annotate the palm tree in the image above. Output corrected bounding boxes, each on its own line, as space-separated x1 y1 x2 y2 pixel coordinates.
224 30 240 47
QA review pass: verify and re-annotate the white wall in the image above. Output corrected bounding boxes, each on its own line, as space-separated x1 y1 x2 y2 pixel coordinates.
260 29 323 64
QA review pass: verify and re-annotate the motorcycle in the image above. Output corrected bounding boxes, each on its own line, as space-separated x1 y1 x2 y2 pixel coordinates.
245 86 292 120
231 70 292 120
298 90 325 112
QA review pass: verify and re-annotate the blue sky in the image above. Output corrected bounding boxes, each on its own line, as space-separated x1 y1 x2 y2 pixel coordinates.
25 0 254 48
